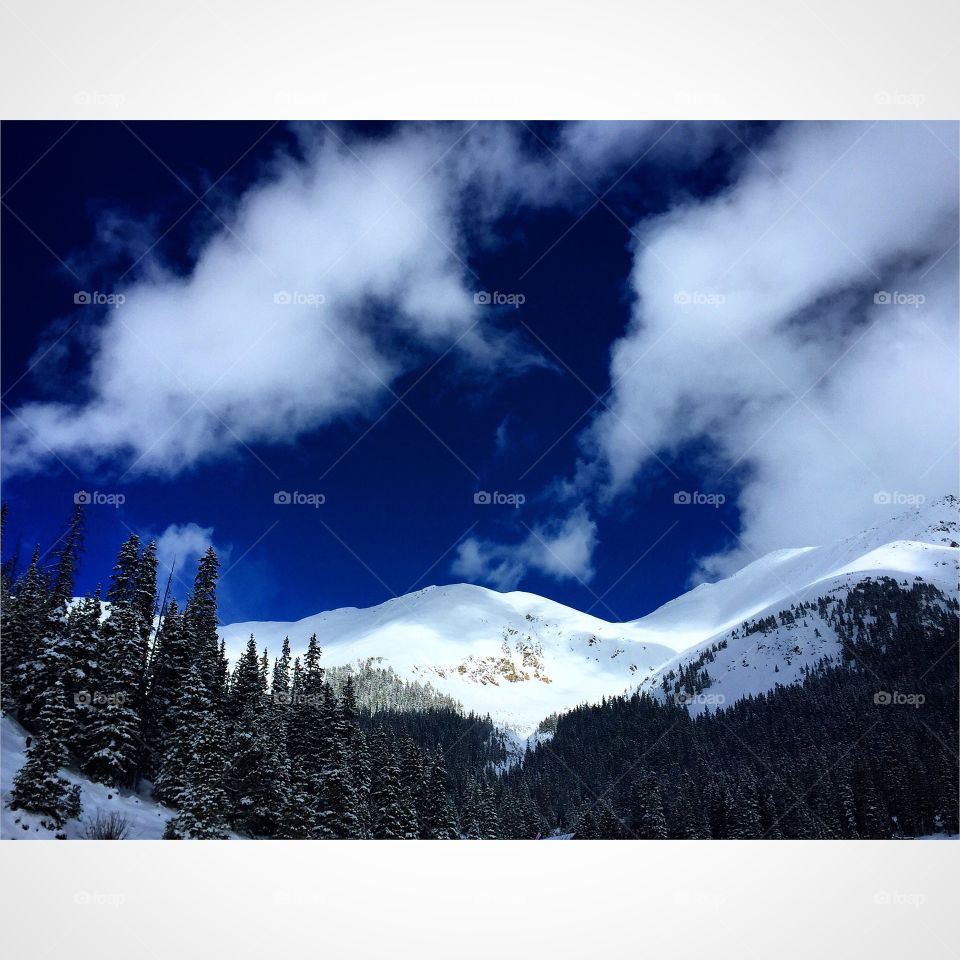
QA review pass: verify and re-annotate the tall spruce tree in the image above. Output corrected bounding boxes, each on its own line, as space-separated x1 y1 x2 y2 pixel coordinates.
10 680 82 829
421 751 458 839
629 771 668 839
83 538 147 787
5 547 54 720
163 706 231 840
50 503 85 610
184 547 222 707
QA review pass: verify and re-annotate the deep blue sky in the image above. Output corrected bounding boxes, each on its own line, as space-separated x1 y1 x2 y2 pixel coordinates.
0 121 774 623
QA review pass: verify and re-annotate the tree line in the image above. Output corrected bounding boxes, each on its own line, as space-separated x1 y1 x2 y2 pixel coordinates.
1 505 510 838
502 578 959 839
4 504 956 840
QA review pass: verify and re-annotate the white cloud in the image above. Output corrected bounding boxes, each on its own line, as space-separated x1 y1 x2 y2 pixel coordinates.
583 121 959 575
155 522 220 582
3 121 734 482
2 124 539 477
452 507 598 590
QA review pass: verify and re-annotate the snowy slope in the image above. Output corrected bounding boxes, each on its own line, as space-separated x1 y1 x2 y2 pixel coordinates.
0 715 175 840
221 585 686 734
633 497 959 715
221 496 959 734
631 495 959 643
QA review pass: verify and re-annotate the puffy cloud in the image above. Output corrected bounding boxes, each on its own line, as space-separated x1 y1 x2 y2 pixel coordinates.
155 522 220 580
584 121 959 575
2 124 540 477
2 121 735 482
452 507 598 590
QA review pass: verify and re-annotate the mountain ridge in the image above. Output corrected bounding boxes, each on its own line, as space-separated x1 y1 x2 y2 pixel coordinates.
219 495 959 733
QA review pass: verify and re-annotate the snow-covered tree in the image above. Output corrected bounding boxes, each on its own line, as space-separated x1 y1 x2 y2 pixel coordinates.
10 680 82 829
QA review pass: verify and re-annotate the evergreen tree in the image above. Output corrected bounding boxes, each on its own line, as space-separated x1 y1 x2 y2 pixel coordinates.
50 503 85 610
59 591 103 757
229 634 266 721
314 685 361 839
421 751 458 839
271 637 292 715
184 547 222 706
629 772 668 839
163 708 231 840
155 665 213 806
140 600 189 777
4 547 54 719
83 573 143 788
10 681 82 829
227 703 291 838
728 772 763 839
369 735 409 839
285 634 326 835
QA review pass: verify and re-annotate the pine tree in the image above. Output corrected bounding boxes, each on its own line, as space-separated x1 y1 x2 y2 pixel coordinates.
227 703 291 838
314 685 361 839
270 637 292 716
369 737 408 839
477 781 501 839
50 503 85 610
10 681 82 829
571 803 598 840
106 534 141 608
629 771 668 839
421 751 458 839
133 541 158 707
59 591 103 758
340 675 372 836
140 599 189 777
728 772 763 838
155 665 213 806
459 777 483 839
83 573 143 788
4 547 55 719
163 708 231 840
183 547 222 706
229 634 266 721
399 735 427 836
673 770 709 838
285 635 326 835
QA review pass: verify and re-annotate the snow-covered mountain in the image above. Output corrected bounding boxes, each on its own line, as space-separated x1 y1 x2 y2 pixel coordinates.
221 496 959 734
632 495 959 714
221 585 688 735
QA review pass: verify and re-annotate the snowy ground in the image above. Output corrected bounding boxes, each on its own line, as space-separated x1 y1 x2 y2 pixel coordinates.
0 714 174 840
